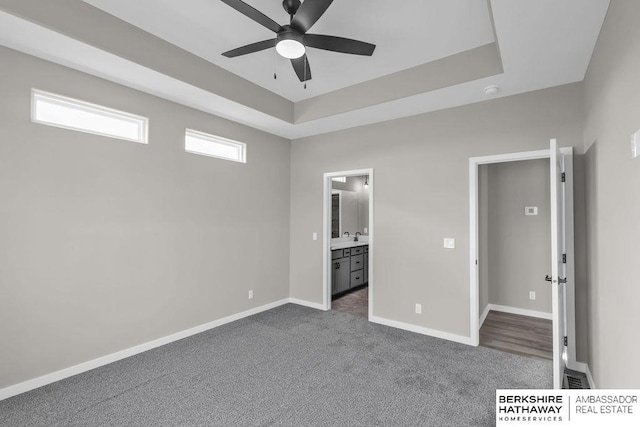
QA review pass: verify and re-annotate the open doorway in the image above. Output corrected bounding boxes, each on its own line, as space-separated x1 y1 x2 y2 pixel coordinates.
469 143 577 389
477 159 553 360
323 169 374 319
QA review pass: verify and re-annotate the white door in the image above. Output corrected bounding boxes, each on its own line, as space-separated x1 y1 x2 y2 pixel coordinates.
549 139 567 389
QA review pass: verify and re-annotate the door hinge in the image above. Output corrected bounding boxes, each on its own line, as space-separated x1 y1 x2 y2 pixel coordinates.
561 172 566 182
564 336 568 346
562 254 567 264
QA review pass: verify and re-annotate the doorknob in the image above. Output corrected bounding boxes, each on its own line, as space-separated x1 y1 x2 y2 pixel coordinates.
545 275 567 284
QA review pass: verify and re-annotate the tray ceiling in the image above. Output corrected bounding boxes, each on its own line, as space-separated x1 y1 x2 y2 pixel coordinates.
0 0 610 139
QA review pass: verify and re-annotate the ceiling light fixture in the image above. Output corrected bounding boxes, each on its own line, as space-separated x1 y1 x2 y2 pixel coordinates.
221 0 375 83
364 176 369 189
276 30 305 59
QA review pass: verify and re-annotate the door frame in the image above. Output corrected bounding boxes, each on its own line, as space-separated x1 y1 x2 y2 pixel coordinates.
323 169 374 318
468 148 577 370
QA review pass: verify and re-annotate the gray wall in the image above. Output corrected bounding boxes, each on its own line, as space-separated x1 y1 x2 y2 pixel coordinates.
0 46 291 389
582 0 640 388
290 83 585 339
479 160 552 315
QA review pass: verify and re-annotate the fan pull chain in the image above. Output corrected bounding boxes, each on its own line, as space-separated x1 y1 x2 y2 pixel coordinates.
273 47 277 80
303 56 307 89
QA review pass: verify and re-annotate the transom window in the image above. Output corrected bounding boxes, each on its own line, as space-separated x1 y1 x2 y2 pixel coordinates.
185 129 246 163
31 89 148 144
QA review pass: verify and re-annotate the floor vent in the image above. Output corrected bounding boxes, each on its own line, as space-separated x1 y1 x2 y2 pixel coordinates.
563 370 590 389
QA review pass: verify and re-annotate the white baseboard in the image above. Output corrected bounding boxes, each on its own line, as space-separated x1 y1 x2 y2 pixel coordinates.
0 298 290 401
480 304 491 327
290 300 473 346
288 298 327 311
0 297 555 402
487 304 552 320
369 315 473 346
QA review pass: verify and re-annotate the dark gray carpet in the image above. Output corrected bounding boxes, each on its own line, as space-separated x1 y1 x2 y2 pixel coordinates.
0 304 551 426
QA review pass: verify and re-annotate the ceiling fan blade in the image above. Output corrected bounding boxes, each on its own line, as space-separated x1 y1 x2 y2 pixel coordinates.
291 55 312 82
222 39 276 58
304 34 376 56
220 0 282 33
290 0 333 33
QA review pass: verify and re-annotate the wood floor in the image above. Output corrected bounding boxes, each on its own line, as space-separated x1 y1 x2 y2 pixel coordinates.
332 286 368 318
480 310 553 360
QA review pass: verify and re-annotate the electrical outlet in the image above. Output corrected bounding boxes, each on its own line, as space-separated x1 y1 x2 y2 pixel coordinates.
415 304 422 314
364 227 368 234
312 232 318 241
248 290 254 299
529 291 536 300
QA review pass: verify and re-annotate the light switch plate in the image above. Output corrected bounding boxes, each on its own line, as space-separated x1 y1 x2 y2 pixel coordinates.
312 232 318 241
525 207 538 216
444 238 455 249
632 129 640 159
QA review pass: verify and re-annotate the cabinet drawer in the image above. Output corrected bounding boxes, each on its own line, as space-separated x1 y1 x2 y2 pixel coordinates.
350 270 364 287
351 246 364 255
343 248 350 256
364 245 368 253
350 254 364 271
331 249 343 260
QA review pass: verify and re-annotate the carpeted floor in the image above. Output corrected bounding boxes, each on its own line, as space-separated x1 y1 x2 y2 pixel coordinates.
0 304 551 426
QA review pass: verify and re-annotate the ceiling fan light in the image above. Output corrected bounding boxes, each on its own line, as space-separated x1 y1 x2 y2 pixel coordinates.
276 39 305 59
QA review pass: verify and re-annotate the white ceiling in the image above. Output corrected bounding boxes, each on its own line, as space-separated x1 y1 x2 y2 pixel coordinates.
0 0 610 139
83 0 496 102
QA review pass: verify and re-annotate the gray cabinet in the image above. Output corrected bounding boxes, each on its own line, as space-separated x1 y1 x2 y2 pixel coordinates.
351 246 364 256
350 254 364 272
350 270 364 287
331 250 350 295
331 245 369 296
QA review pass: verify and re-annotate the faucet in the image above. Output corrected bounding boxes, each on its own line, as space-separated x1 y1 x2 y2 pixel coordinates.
354 232 361 242
343 232 350 237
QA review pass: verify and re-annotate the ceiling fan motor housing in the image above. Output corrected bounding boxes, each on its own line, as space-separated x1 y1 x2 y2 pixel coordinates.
282 0 301 16
278 25 304 45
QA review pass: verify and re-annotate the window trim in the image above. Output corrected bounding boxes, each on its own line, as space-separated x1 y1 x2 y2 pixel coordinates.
31 89 149 144
184 128 246 164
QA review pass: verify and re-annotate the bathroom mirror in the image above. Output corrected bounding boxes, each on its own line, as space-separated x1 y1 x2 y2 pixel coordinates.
331 175 369 237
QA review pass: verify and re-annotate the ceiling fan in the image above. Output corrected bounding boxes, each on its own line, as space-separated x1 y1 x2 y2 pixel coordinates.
220 0 376 82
